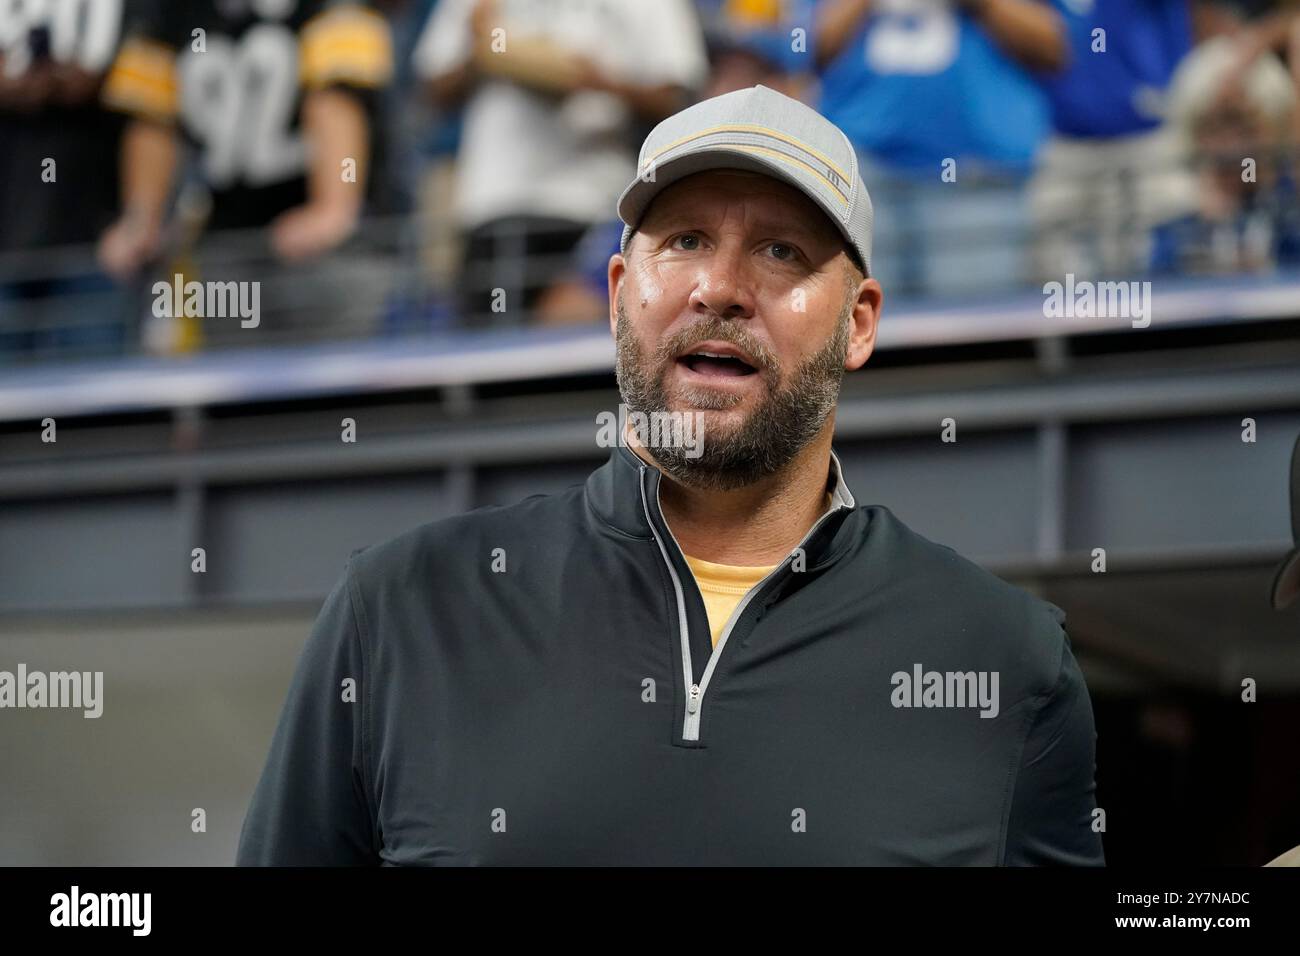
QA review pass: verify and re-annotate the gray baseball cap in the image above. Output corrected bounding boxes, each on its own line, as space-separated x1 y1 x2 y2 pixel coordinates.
617 84 873 276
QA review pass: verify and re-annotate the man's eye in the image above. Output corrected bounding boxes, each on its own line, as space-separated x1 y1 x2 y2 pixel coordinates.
766 242 796 261
671 233 701 250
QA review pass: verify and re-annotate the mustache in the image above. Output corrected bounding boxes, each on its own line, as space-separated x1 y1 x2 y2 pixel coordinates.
654 317 778 374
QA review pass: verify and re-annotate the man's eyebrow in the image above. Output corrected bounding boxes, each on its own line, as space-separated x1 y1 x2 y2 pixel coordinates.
749 217 834 244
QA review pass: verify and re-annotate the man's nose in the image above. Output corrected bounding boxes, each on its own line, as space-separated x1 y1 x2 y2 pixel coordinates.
688 244 756 320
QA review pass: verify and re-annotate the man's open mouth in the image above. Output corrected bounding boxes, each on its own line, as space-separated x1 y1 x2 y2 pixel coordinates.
675 346 759 378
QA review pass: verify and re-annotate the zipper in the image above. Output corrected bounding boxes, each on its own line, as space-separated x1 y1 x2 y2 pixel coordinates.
637 462 846 744
637 465 698 743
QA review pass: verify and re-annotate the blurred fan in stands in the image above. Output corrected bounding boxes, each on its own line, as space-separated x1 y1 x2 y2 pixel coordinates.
413 0 709 327
0 0 141 360
813 0 1068 299
1156 9 1300 275
95 0 395 351
1027 0 1203 282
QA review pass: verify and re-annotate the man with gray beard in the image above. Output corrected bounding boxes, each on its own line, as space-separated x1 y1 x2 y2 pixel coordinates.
613 267 853 492
238 85 1104 867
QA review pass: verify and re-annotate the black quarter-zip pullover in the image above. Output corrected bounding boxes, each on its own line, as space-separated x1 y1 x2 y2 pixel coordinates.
236 443 1105 866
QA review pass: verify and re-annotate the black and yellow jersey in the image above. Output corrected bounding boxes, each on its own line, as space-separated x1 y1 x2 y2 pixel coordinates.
0 0 140 250
102 0 392 231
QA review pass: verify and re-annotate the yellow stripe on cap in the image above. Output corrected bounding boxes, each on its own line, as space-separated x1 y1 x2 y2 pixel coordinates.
646 122 851 184
643 141 850 205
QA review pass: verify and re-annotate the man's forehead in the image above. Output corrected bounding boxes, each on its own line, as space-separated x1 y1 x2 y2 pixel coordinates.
640 170 840 240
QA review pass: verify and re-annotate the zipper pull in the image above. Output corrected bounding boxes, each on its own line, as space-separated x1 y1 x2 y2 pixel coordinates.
687 683 701 714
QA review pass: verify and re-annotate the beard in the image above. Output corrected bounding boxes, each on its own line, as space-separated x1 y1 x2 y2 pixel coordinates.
614 293 851 491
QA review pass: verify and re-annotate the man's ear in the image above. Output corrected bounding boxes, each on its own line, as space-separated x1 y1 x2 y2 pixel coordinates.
608 253 626 337
845 275 883 372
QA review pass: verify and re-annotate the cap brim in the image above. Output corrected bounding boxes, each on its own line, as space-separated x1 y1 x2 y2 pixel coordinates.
617 145 866 274
1271 548 1300 610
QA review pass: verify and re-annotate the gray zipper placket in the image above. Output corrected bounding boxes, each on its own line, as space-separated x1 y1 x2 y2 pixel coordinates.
637 462 847 744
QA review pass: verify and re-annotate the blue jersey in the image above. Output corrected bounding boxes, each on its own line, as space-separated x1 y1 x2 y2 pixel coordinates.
1042 0 1192 138
815 0 1052 173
